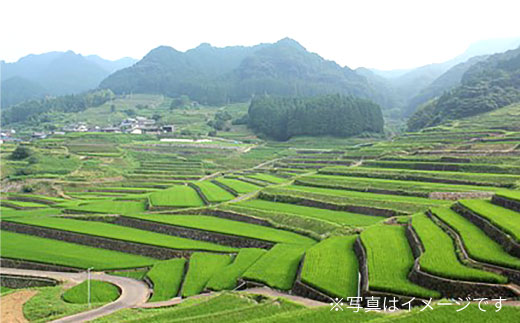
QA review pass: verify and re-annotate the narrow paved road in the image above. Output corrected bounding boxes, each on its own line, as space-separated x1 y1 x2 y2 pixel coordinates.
0 268 150 322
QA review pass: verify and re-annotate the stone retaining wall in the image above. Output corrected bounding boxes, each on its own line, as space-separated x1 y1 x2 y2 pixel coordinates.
405 224 517 298
0 274 58 289
492 195 520 213
259 192 395 217
1 221 201 260
115 216 273 249
451 203 520 257
0 258 81 272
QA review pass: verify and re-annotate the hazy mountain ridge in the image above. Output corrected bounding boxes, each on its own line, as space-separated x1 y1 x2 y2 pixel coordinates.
366 37 520 117
1 51 136 107
407 45 520 131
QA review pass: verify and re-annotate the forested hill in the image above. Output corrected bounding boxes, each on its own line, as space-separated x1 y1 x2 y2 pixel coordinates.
404 55 489 116
247 94 384 141
99 38 380 107
407 46 520 131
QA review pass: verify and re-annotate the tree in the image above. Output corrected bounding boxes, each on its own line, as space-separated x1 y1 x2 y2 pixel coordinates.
110 104 116 113
11 145 32 160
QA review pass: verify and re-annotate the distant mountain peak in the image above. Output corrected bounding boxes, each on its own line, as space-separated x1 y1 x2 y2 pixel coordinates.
275 37 305 50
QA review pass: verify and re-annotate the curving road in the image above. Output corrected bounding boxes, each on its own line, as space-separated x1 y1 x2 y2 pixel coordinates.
0 268 150 322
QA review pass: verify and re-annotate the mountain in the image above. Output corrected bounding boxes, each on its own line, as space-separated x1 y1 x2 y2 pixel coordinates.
1 76 47 108
404 55 489 116
407 46 520 131
100 38 381 107
364 37 520 116
1 51 136 107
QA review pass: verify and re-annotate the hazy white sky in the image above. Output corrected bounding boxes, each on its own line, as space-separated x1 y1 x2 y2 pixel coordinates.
1 0 519 69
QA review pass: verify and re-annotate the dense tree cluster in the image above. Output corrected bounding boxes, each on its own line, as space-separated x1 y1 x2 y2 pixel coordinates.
247 94 384 141
2 89 114 125
408 46 520 131
207 110 232 131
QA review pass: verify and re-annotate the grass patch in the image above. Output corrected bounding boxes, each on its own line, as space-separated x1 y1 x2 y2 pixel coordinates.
62 280 120 304
23 286 95 322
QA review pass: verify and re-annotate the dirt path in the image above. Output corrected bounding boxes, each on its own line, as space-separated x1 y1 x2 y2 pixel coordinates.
0 290 39 323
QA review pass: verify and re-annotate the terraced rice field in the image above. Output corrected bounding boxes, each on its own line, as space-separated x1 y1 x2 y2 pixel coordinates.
181 253 233 297
148 185 205 208
214 178 260 194
0 230 156 270
496 190 520 202
297 174 500 197
194 181 235 203
412 214 507 283
206 248 267 290
458 200 520 242
1 200 49 208
431 207 520 269
319 166 520 187
361 160 520 175
242 244 308 290
126 214 316 245
300 236 359 298
65 199 147 215
5 216 237 253
360 225 440 298
146 258 186 301
235 199 385 227
263 185 450 214
245 173 288 184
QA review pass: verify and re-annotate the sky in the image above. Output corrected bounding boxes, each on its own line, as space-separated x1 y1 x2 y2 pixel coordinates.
1 0 520 70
